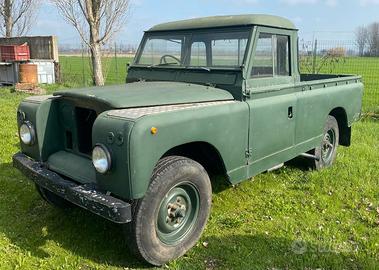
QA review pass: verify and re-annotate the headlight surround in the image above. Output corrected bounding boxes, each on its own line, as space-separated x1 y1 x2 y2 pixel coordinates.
19 121 35 145
92 144 112 174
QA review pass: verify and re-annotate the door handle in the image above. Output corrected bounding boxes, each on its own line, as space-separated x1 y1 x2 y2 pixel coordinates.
288 106 293 119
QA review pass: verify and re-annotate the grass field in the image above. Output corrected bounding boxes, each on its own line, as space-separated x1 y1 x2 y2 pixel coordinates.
310 56 379 113
59 55 379 113
0 85 378 269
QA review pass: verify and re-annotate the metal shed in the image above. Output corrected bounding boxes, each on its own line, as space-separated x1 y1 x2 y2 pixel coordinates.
29 59 55 84
0 62 18 85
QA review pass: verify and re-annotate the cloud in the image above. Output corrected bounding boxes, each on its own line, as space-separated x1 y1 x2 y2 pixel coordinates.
280 0 338 6
133 0 144 7
280 0 317 4
325 0 338 6
217 0 259 5
360 0 379 6
291 16 303 24
242 0 259 3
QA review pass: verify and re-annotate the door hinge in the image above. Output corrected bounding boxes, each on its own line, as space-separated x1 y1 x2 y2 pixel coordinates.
243 90 251 98
245 148 253 158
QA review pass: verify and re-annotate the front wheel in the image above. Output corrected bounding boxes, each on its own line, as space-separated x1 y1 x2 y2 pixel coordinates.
313 115 339 170
35 184 74 209
124 156 212 266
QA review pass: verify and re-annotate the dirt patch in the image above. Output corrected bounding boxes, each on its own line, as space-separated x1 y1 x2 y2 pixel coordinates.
14 83 46 95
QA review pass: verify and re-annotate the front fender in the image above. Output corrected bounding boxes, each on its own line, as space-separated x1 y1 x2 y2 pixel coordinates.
128 101 249 199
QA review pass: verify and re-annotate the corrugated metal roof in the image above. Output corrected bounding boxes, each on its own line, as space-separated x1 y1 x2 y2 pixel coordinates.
148 14 296 32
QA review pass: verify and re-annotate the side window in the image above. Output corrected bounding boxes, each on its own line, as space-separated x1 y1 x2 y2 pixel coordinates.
251 33 273 78
276 35 290 76
251 33 290 78
190 42 207 66
211 38 248 66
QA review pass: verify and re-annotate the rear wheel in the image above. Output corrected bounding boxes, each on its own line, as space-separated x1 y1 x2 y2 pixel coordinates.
124 156 212 266
35 184 74 209
313 115 339 170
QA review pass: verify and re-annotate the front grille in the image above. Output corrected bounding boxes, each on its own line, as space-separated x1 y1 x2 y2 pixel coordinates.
75 107 97 155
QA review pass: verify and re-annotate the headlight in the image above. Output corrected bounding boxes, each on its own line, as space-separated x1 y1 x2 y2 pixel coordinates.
19 121 35 145
92 144 111 174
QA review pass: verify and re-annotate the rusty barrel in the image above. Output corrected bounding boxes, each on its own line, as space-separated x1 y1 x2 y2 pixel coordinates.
19 64 38 84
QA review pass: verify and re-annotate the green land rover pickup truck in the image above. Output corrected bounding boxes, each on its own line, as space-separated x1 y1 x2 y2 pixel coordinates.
13 15 363 265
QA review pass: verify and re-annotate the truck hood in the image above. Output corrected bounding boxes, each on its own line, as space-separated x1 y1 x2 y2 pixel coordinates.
53 81 234 109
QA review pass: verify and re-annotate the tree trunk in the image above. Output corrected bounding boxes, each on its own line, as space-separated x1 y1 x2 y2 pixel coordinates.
90 43 104 86
89 23 104 86
4 0 13 37
359 45 365 57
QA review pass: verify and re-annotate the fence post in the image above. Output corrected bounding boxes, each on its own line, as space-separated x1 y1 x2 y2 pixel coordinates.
82 43 85 86
115 42 119 83
312 39 318 74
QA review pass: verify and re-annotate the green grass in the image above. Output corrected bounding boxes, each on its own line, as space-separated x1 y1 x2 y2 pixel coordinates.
59 56 133 87
59 55 379 113
0 87 378 269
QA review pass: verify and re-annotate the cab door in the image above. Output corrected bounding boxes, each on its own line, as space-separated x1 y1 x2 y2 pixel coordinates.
245 27 297 175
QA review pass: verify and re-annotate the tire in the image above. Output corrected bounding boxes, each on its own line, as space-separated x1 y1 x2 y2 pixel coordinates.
35 184 74 209
313 115 339 170
124 156 212 266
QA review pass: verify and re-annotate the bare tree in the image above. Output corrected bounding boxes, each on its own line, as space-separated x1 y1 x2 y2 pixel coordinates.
0 0 40 37
51 0 130 86
299 40 346 74
367 22 379 57
355 26 368 56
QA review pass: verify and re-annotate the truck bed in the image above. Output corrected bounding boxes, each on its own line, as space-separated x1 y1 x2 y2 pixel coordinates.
300 74 360 82
299 74 362 90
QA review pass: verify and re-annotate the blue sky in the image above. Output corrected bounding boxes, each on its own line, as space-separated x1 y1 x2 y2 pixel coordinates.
31 0 379 46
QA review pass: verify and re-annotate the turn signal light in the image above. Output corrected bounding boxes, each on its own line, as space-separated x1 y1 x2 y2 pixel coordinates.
151 127 158 135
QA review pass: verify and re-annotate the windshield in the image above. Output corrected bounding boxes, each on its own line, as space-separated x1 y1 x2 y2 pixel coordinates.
135 29 250 68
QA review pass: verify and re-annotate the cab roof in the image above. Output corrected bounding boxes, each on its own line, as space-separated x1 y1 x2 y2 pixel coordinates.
147 14 297 32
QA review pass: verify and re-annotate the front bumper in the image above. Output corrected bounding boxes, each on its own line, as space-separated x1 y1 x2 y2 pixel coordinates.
13 152 132 224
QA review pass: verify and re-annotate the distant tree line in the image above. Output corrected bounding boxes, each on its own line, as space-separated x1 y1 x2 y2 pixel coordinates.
355 22 379 57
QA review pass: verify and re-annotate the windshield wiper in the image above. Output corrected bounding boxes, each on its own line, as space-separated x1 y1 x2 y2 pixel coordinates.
147 63 179 68
186 66 211 72
146 64 211 72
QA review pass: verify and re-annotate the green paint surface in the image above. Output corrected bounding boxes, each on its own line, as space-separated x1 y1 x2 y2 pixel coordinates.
148 14 296 32
54 81 234 108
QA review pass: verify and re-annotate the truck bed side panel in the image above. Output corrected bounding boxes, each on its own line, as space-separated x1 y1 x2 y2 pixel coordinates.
295 79 363 145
